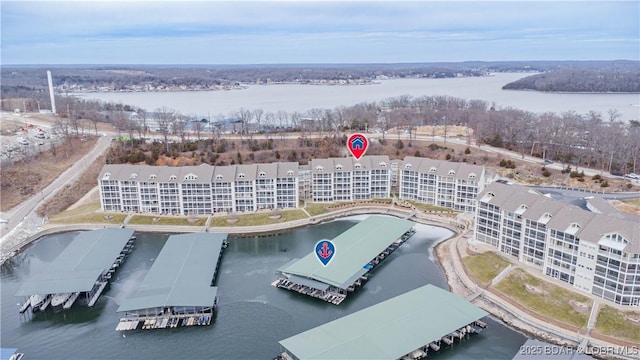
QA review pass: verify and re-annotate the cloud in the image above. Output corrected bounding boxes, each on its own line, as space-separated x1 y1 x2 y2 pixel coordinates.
2 0 638 64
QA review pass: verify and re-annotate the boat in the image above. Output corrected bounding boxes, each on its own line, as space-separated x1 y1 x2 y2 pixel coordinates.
51 293 73 308
29 294 47 309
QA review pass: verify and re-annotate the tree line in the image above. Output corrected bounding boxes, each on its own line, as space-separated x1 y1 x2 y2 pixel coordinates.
502 69 640 93
1 74 638 175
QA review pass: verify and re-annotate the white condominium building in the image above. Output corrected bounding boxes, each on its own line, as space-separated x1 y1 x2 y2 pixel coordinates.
309 156 392 202
99 162 299 215
475 182 640 307
399 156 487 212
99 155 490 215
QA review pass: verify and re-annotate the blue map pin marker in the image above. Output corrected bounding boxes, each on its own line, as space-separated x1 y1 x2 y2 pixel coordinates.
315 239 336 267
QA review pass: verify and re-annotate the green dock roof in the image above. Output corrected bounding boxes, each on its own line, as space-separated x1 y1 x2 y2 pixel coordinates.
16 228 135 296
279 284 488 360
117 232 227 312
279 216 415 289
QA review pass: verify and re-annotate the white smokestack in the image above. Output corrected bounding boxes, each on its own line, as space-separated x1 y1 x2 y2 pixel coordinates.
47 70 56 114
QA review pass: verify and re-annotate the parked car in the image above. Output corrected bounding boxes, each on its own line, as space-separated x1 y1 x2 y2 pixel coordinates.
17 137 29 146
543 159 553 164
624 173 640 179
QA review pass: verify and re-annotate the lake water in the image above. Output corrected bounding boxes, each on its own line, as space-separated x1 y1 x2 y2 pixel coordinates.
78 73 640 121
1 216 526 359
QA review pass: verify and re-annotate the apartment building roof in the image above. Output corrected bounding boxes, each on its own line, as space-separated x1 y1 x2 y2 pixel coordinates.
212 164 236 182
310 156 392 174
100 162 301 184
401 156 484 178
478 183 640 254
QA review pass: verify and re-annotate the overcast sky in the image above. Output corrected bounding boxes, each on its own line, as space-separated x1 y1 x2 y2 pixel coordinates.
2 1 638 65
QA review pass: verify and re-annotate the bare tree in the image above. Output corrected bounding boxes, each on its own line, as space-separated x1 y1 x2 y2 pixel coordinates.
253 108 264 133
156 106 176 153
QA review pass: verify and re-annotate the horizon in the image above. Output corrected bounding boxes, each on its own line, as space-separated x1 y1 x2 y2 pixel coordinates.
2 1 638 65
2 59 639 68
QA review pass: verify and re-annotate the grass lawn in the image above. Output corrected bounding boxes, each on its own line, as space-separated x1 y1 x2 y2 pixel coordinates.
622 198 640 207
462 252 510 286
305 203 336 217
128 215 206 226
208 210 307 227
406 200 455 213
49 210 127 225
594 305 640 343
494 269 590 328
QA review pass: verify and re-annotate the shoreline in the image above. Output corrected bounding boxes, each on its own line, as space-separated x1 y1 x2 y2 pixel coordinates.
3 206 638 359
434 233 640 360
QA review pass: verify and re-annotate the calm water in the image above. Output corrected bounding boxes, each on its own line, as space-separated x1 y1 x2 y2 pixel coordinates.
78 73 640 121
1 216 526 359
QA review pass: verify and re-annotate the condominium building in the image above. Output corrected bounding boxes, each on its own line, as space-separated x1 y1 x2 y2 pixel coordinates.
99 155 489 215
99 162 298 215
475 182 640 307
399 157 487 212
309 156 392 202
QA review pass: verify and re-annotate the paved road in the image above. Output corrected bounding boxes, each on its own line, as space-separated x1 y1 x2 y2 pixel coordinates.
0 134 113 241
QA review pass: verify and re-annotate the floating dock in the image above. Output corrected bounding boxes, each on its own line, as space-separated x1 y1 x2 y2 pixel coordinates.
278 284 488 360
116 233 228 331
15 228 136 314
274 216 415 304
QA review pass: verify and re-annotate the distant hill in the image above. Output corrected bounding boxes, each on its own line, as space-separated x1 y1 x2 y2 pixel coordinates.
502 69 640 93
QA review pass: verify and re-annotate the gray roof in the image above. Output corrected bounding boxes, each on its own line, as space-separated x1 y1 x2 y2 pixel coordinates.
99 162 304 184
279 284 488 360
235 164 258 181
586 196 619 215
310 156 391 173
16 228 135 296
117 233 227 312
402 156 484 178
276 162 299 178
478 183 640 253
279 216 414 289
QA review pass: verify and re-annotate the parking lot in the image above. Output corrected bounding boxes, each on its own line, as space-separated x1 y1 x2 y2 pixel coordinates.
0 113 60 164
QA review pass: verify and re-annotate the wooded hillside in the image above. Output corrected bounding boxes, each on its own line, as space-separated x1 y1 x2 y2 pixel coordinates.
502 69 640 93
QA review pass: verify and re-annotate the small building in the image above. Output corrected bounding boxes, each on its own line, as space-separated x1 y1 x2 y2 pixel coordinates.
16 228 136 313
274 216 415 304
115 232 227 331
278 284 488 360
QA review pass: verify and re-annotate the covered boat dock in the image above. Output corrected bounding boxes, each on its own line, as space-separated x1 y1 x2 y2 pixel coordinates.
278 284 488 360
15 228 136 314
115 232 228 331
274 216 415 304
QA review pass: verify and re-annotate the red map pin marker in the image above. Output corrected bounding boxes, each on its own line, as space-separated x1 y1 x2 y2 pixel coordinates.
347 133 368 160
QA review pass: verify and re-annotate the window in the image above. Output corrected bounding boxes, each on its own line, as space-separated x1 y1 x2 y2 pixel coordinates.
238 173 245 179
429 166 437 173
130 173 138 179
354 163 361 169
102 172 111 180
448 169 455 175
405 164 412 169
216 174 223 180
469 173 476 179
379 162 387 167
149 174 157 180
315 166 324 171
287 170 294 177
335 164 343 170
259 171 266 178
184 174 198 181
169 175 177 181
